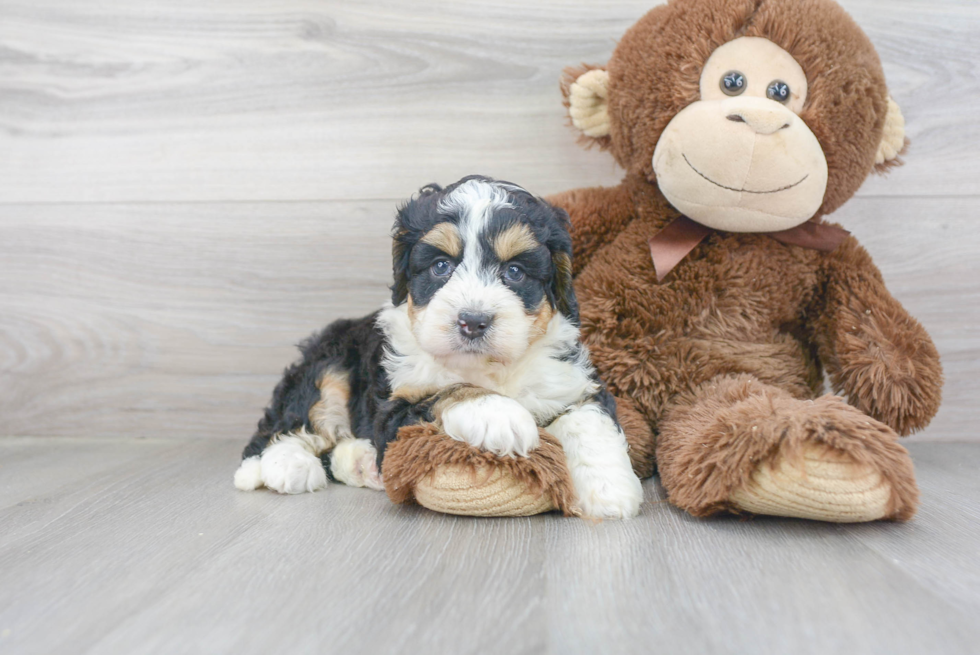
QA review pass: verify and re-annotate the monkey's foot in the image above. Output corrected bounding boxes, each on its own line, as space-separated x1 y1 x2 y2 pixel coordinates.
658 375 919 523
730 442 893 522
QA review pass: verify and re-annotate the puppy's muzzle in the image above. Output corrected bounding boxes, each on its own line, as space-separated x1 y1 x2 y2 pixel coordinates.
457 311 493 340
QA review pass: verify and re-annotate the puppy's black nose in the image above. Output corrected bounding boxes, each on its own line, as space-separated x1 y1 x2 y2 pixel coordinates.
457 312 493 339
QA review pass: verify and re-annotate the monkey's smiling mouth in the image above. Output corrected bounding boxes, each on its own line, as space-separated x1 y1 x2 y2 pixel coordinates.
683 153 808 194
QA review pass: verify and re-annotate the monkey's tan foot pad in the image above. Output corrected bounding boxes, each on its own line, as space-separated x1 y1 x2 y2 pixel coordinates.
730 443 894 522
382 423 578 517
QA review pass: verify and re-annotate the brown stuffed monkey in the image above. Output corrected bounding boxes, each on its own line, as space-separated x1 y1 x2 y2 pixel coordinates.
383 0 942 522
547 0 942 521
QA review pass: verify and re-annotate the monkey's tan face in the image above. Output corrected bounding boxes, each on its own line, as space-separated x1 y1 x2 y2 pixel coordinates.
652 37 829 232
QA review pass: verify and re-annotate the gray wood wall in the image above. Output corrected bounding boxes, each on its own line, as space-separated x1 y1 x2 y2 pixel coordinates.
1 0 976 442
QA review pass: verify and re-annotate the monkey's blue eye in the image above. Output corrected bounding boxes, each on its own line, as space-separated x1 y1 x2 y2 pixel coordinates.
431 260 454 277
767 80 790 103
721 71 746 96
503 264 525 283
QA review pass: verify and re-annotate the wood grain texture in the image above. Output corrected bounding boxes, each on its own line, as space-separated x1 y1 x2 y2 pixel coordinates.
0 438 977 655
0 0 978 202
0 201 392 440
1 196 975 441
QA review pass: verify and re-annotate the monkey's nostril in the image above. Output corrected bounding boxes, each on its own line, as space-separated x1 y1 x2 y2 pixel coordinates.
726 114 745 123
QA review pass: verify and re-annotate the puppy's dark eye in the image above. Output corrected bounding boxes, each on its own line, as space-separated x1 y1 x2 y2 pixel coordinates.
721 71 746 96
766 80 790 103
502 264 525 283
430 260 455 277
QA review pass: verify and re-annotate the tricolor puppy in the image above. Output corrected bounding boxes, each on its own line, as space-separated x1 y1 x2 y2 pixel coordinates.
234 176 643 519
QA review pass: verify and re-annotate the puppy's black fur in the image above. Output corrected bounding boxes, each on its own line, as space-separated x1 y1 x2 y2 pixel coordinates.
242 312 387 468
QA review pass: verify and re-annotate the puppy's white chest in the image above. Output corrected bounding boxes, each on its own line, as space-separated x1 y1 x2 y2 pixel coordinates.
504 356 597 423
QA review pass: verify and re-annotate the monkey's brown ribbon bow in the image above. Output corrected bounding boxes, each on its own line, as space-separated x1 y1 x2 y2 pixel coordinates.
648 216 851 282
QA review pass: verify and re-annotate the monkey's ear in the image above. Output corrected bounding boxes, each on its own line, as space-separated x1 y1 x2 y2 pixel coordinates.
874 97 907 173
561 65 612 148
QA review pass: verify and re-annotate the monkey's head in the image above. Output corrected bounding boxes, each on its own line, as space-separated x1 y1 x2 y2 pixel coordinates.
562 0 906 231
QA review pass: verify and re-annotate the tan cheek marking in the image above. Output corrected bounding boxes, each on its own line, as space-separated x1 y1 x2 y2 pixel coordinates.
420 223 462 259
407 294 418 326
493 224 538 262
528 300 554 344
551 251 573 314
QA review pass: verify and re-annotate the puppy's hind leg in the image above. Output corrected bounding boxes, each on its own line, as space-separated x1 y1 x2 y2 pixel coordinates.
250 367 355 495
309 369 382 491
259 427 331 494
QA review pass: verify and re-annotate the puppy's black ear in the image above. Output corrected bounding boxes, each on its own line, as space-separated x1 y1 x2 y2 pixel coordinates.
390 231 411 306
547 205 579 325
390 204 416 306
390 184 443 305
552 249 579 325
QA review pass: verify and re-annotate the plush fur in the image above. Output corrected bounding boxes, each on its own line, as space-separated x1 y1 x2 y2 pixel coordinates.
235 176 644 519
384 424 580 516
540 0 941 521
657 375 919 520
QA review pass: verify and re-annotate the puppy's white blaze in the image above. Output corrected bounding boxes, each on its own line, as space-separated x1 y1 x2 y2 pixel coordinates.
443 179 513 285
330 438 384 491
442 395 540 457
260 434 328 494
233 455 263 491
548 404 643 519
441 179 511 235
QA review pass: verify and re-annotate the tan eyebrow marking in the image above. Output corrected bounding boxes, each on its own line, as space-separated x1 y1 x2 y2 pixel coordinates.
493 223 538 261
420 222 462 258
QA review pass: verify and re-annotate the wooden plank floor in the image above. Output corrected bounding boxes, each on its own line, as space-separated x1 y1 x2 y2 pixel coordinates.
0 438 978 655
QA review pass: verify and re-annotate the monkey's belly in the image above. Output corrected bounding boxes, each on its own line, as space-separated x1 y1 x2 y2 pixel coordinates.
581 322 820 412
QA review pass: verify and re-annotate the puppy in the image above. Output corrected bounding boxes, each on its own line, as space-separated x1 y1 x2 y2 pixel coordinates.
234 176 643 519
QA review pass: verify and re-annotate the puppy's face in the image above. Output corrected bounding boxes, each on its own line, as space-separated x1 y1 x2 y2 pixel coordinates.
391 177 576 364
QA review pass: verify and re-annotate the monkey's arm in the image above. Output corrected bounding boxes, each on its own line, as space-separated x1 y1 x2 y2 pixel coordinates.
547 184 635 276
811 236 943 435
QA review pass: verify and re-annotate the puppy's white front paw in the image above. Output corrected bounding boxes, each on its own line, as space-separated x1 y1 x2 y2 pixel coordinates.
442 394 540 457
571 466 643 520
260 441 327 494
546 404 642 520
330 439 384 491
234 456 263 491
